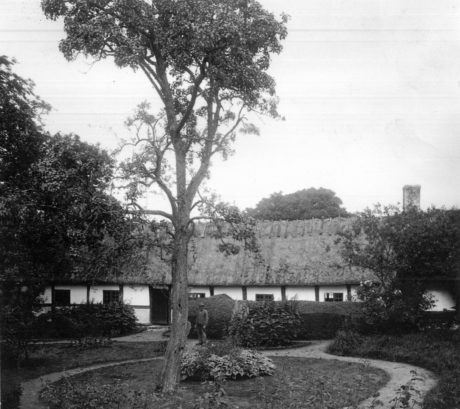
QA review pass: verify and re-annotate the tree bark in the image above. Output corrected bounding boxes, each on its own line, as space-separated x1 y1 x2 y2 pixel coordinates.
160 229 189 392
160 147 192 393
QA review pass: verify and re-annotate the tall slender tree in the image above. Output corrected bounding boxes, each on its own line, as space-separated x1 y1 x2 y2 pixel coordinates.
42 0 288 390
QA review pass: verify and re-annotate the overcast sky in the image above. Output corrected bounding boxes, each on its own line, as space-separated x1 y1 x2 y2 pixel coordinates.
2 0 460 212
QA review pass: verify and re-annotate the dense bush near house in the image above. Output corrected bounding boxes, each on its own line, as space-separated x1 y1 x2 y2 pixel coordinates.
229 301 300 347
33 302 137 339
296 312 348 339
1 305 38 364
328 330 460 409
188 294 235 339
181 341 275 381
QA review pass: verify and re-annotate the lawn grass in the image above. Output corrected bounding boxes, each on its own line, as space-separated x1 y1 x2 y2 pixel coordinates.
329 330 460 409
1 340 166 409
39 356 389 409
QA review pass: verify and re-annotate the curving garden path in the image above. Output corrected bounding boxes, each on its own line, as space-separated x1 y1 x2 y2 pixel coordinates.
261 341 438 409
19 338 437 409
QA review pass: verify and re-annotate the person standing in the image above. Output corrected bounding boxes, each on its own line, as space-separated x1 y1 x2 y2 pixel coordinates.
196 302 209 345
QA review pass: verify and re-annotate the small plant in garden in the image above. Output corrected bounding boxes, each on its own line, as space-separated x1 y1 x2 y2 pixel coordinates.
181 341 275 381
229 301 300 348
192 380 229 409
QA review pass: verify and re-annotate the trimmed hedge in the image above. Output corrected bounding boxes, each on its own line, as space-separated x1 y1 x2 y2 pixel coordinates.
33 302 138 339
239 300 363 340
229 301 300 347
188 294 235 339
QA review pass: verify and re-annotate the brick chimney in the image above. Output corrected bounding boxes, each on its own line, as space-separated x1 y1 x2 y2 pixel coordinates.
402 185 421 210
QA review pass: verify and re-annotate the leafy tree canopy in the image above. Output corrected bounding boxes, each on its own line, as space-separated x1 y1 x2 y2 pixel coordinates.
247 187 348 220
0 58 139 298
338 205 460 328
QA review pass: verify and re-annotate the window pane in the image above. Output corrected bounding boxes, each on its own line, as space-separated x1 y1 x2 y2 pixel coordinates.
255 294 274 302
103 290 120 304
189 293 205 299
333 293 344 302
55 289 71 306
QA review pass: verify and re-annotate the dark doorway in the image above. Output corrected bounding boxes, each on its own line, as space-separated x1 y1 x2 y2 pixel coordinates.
150 287 170 324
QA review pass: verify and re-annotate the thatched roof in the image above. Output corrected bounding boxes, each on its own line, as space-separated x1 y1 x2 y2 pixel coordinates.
68 218 373 286
187 218 373 286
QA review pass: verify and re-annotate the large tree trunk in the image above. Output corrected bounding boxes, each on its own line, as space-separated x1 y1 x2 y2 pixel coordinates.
160 145 192 393
161 229 189 392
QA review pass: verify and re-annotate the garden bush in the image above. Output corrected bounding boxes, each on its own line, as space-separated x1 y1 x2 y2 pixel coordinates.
229 301 300 347
33 302 137 339
188 294 235 339
296 313 347 340
180 341 275 381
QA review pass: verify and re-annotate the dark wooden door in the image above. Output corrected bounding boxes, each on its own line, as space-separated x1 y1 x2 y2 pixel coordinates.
150 287 170 324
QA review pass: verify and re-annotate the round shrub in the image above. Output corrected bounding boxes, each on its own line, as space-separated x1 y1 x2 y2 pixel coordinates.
181 342 275 381
328 330 364 355
229 301 300 348
188 294 235 339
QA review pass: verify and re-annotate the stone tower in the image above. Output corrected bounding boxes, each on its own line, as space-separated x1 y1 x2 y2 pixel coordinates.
402 185 421 210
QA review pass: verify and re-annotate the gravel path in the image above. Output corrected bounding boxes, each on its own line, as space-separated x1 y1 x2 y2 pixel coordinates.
261 341 438 409
19 338 437 409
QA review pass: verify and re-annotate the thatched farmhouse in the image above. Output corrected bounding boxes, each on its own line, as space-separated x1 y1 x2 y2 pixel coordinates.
40 186 457 325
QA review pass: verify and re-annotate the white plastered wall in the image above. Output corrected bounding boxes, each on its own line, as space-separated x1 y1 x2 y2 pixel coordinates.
247 286 282 301
214 286 243 300
55 285 87 304
427 290 456 311
285 286 315 301
89 285 120 303
132 308 151 324
189 286 211 297
42 287 52 303
123 285 149 306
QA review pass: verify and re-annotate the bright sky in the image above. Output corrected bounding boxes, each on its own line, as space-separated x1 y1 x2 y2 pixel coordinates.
2 0 460 212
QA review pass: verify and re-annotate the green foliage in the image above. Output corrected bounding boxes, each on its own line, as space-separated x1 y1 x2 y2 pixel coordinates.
338 205 460 331
328 330 364 356
34 303 138 340
188 295 235 339
355 280 434 334
40 379 150 409
229 301 300 347
247 187 348 220
296 313 347 340
0 304 38 365
180 343 275 381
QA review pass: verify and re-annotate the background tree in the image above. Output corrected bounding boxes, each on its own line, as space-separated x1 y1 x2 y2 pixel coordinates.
247 187 348 220
0 57 139 313
42 0 288 391
338 205 460 331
